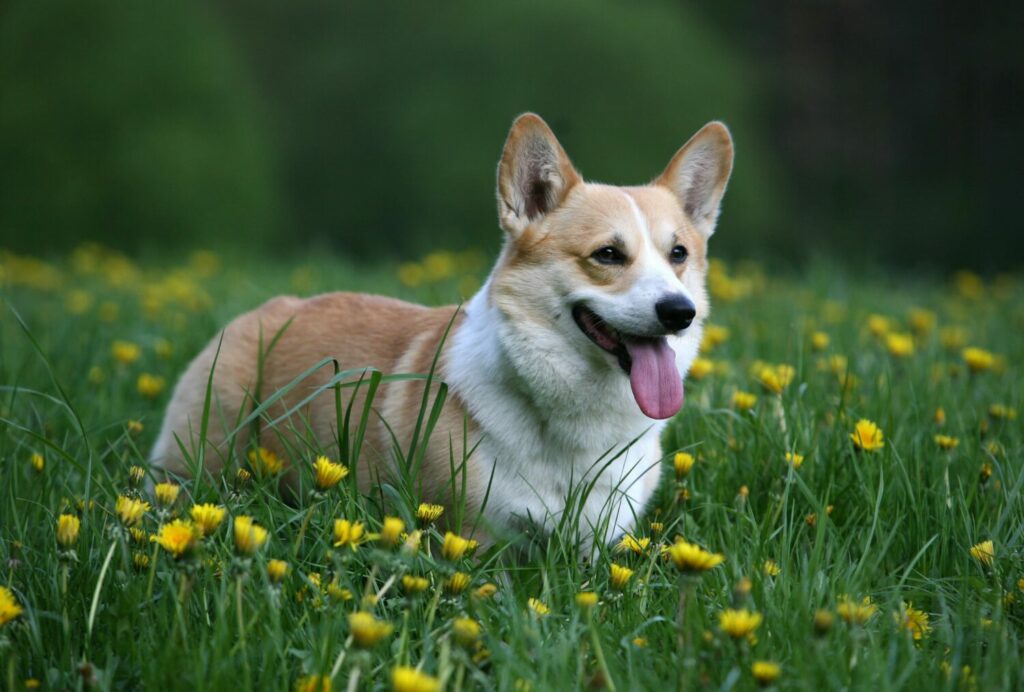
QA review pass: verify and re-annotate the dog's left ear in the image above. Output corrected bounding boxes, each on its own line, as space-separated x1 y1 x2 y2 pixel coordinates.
656 122 734 237
497 113 581 237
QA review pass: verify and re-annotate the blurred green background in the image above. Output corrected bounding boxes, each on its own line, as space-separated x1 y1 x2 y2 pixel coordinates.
1 0 1020 270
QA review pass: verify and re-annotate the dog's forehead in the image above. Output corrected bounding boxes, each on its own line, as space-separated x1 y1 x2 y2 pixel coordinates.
624 186 689 232
565 184 686 239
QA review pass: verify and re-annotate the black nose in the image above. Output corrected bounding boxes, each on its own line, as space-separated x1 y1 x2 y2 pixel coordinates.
655 295 696 332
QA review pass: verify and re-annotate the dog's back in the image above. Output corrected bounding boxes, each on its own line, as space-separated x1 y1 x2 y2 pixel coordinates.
150 292 469 498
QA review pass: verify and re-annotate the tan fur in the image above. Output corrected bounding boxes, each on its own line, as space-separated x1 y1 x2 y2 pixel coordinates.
152 293 475 506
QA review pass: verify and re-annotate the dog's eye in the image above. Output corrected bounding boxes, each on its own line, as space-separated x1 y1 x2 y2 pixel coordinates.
669 245 689 264
591 246 627 265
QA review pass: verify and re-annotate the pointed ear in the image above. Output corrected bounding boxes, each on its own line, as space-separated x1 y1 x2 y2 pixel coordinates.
656 121 734 237
496 113 581 237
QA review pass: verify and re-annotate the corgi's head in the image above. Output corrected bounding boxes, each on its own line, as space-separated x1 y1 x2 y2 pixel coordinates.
488 113 733 421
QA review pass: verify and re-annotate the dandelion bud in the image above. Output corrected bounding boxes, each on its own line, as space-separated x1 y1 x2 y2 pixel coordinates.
56 514 81 549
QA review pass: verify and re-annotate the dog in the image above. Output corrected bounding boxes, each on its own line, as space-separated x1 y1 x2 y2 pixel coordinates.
151 113 733 549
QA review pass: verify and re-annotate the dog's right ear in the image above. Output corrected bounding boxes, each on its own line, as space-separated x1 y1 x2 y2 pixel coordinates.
497 113 581 237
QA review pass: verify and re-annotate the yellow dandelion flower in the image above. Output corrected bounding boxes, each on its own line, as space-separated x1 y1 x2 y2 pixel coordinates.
0 586 25 627
152 337 173 359
719 608 763 639
416 503 444 523
190 503 226 536
632 636 648 647
151 519 201 558
894 602 931 641
988 404 1017 420
784 452 804 469
934 407 946 425
673 452 696 478
939 326 967 350
56 514 81 548
969 540 994 567
738 485 750 499
128 527 148 545
30 452 44 473
813 609 834 636
349 611 393 648
700 324 730 352
248 447 284 476
732 391 758 411
294 675 331 692
528 597 550 616
441 531 471 561
811 331 830 351
452 617 481 647
934 434 960 451
756 363 795 394
115 495 150 526
667 539 725 573
402 575 430 594
233 516 269 555
866 314 891 337
962 347 994 373
331 519 364 550
327 582 352 603
576 591 599 609
763 560 781 577
650 521 664 535
444 572 471 595
885 332 914 358
617 535 651 555
836 595 878 624
824 354 849 378
850 419 884 451
473 583 498 599
392 666 440 692
379 516 405 547
751 661 781 686
112 340 141 365
153 482 180 508
688 358 714 380
137 373 166 399
312 455 348 491
267 559 289 583
398 263 425 288
609 563 634 591
907 308 936 335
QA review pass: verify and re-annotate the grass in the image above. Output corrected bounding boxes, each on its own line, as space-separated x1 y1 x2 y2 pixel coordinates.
0 244 1021 691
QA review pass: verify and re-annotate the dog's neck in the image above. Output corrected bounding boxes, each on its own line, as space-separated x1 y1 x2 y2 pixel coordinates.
445 279 655 460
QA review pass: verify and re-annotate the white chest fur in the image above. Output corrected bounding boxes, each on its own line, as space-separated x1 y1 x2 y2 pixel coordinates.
445 287 671 549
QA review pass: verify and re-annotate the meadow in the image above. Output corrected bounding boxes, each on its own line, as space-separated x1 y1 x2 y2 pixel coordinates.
0 244 1020 691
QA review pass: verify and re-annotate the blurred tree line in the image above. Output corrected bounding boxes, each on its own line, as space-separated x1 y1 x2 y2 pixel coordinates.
0 0 1020 269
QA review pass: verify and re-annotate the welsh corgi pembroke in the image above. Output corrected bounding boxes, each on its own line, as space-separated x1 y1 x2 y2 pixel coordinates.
151 113 733 549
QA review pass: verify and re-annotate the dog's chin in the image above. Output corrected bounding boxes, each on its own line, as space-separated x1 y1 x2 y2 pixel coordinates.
570 305 684 420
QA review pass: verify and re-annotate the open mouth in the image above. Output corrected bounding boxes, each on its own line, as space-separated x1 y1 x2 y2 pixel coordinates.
572 305 684 420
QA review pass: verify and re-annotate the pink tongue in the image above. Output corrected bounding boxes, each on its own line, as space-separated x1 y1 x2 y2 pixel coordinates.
624 338 684 419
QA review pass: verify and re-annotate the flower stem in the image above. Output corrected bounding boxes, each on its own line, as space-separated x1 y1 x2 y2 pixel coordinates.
237 576 253 689
588 611 616 692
